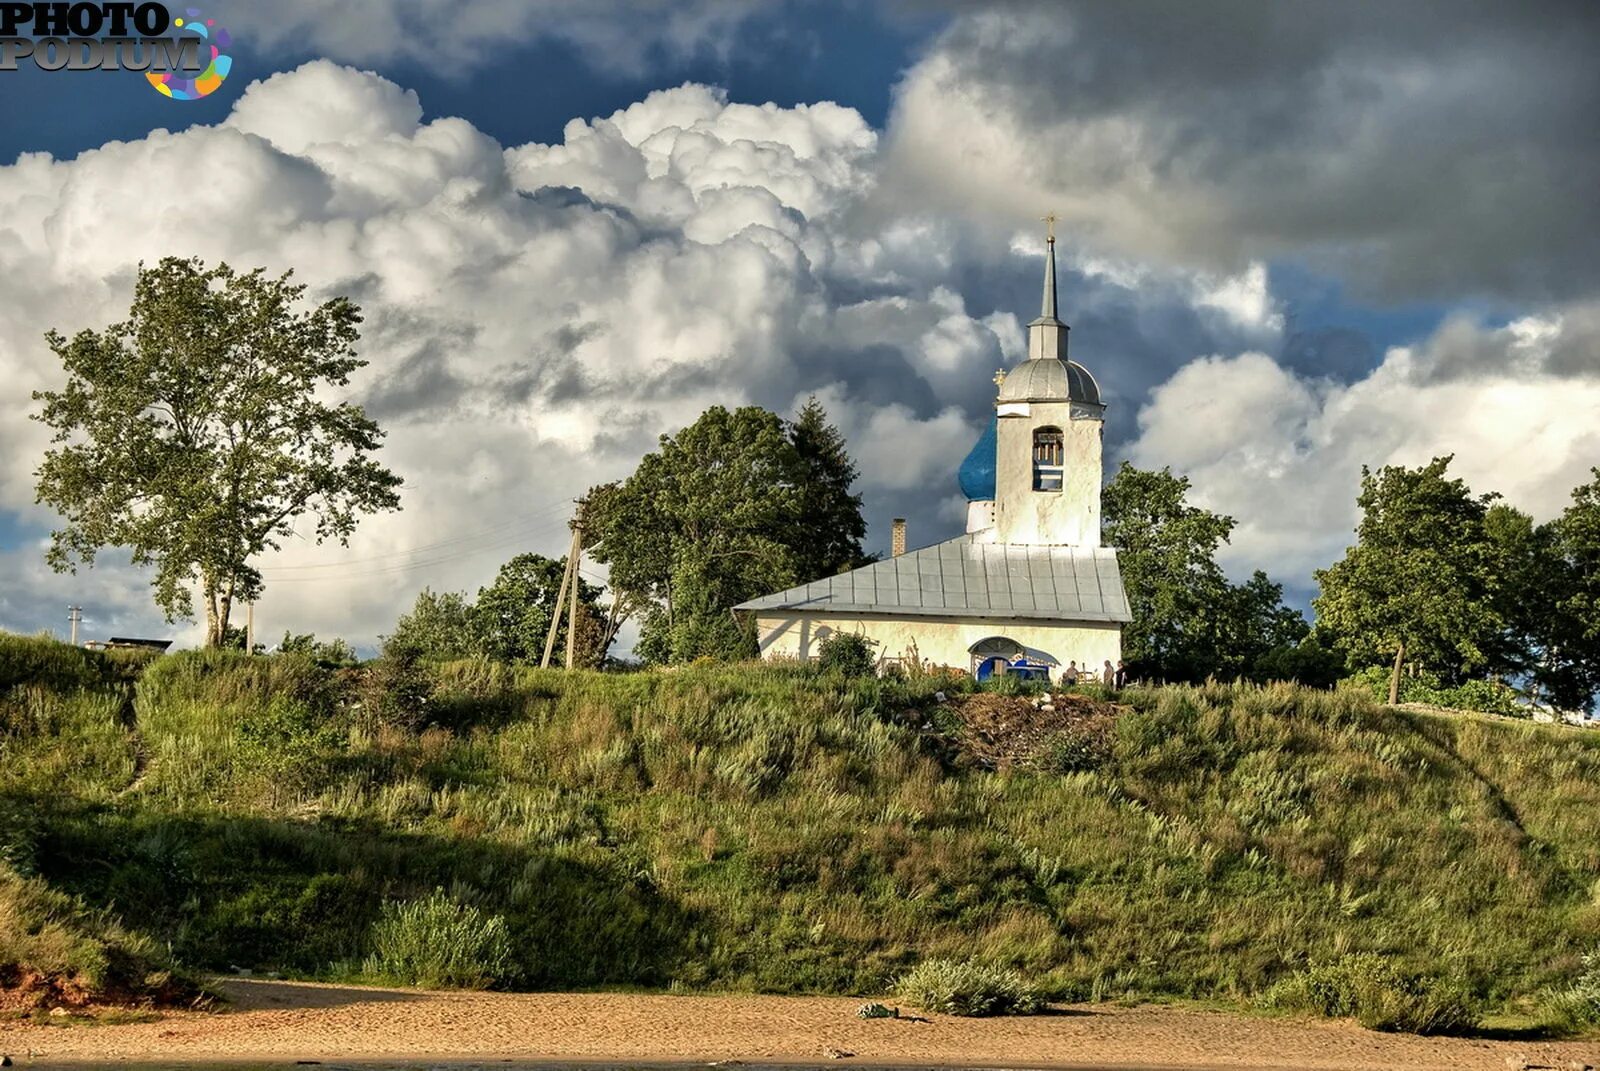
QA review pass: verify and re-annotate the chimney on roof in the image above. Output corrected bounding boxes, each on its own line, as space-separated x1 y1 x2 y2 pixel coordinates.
891 518 907 558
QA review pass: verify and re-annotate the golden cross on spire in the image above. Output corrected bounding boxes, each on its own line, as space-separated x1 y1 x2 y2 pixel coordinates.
993 368 1008 388
1041 212 1057 243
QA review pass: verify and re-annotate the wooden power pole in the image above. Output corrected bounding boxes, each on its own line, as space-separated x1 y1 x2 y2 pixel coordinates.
540 498 588 670
565 509 586 671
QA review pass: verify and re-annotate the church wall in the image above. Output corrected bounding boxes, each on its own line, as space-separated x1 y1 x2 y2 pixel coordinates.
751 611 1122 679
993 401 1102 546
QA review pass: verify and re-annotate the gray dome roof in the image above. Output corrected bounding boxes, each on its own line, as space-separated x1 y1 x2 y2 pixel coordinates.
997 358 1101 405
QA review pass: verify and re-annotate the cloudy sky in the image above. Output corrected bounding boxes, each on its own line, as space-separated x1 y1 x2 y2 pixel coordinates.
1 0 1596 649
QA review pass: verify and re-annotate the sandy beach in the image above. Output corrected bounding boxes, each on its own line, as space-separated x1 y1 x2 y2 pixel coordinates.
2 979 1597 1070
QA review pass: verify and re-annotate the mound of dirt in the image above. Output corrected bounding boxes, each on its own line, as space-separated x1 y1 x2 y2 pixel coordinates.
0 965 212 1015
948 690 1123 770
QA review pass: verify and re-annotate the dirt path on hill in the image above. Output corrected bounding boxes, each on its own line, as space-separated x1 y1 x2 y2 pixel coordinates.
3 979 1597 1070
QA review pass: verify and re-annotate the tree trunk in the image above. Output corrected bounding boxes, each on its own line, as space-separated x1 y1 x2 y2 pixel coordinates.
203 576 221 648
202 574 235 648
1387 640 1405 706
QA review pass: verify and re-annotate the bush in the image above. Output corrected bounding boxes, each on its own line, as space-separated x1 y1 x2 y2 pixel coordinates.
362 890 515 989
1542 947 1600 1034
816 632 876 678
895 958 1043 1016
1341 666 1523 716
1262 953 1480 1034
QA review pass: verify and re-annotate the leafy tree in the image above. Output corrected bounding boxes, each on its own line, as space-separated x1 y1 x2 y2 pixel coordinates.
32 257 402 647
1313 457 1503 704
1103 463 1310 683
1218 571 1311 678
1534 470 1600 710
1102 463 1234 680
382 589 482 662
588 402 867 664
1254 632 1348 689
474 553 605 666
277 631 359 667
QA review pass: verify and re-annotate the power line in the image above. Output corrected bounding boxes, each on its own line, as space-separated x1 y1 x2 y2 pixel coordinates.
262 500 574 573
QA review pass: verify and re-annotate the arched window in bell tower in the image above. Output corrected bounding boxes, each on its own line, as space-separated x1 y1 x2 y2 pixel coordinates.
1033 426 1064 491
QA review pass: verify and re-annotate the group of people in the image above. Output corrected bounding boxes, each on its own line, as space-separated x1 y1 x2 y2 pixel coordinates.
1060 658 1128 689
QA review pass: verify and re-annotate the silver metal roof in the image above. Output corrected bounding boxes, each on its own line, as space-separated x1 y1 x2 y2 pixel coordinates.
997 358 1102 405
734 535 1131 623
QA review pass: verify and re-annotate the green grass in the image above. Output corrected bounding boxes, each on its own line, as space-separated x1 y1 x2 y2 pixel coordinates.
5 630 1600 1034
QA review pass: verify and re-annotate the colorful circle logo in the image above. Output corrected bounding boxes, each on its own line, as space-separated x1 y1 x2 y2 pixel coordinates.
146 8 232 101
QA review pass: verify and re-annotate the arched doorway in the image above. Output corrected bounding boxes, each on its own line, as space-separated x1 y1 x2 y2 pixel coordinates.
969 636 1060 681
970 636 1022 680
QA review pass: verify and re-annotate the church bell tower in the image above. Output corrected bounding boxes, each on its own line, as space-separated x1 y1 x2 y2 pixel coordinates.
987 219 1106 547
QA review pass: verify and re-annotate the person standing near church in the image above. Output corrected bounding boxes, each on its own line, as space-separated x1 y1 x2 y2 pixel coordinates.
1063 660 1079 685
1101 660 1114 687
1114 660 1127 689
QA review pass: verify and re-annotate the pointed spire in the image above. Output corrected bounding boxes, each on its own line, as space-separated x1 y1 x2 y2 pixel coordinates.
1027 213 1069 360
1040 213 1059 322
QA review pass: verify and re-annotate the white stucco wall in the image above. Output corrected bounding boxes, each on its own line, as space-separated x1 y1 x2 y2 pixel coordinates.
752 611 1122 679
994 400 1103 546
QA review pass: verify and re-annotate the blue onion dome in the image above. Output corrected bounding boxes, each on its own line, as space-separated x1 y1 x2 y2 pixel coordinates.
959 415 998 501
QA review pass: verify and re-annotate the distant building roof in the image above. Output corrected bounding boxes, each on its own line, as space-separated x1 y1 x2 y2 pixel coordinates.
734 535 1131 624
104 637 174 651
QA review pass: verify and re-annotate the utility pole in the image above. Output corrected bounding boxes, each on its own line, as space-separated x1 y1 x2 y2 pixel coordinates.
67 605 82 646
565 507 586 671
540 534 576 669
246 601 255 655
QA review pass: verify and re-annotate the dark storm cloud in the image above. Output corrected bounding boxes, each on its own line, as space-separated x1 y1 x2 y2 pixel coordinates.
896 0 1600 302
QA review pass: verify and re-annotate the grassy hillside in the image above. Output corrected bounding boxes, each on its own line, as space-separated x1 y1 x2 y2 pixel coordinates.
3 630 1599 1023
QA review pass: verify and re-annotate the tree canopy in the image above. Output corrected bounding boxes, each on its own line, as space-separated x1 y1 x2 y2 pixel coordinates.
586 401 870 664
1313 456 1503 704
1102 462 1313 683
381 553 610 668
32 257 401 646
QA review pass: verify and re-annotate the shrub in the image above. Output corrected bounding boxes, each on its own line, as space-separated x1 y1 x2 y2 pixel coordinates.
895 957 1043 1016
1541 947 1600 1034
1341 666 1523 716
816 632 876 678
1262 954 1480 1034
362 890 515 989
351 654 434 733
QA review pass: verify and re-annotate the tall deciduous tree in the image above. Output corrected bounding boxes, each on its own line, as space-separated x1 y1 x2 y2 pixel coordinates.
1536 470 1600 710
33 258 402 646
1102 463 1312 683
587 402 867 664
1102 463 1235 680
1313 456 1502 704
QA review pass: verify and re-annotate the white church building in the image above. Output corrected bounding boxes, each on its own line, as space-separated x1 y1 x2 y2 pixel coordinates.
734 230 1130 680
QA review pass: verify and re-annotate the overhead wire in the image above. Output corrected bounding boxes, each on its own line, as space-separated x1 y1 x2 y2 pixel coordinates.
259 501 587 584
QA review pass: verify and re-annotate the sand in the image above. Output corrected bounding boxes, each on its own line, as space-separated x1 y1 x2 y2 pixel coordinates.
2 979 1597 1070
